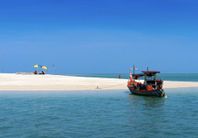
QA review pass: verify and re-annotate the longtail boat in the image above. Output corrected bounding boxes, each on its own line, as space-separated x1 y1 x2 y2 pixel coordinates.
127 68 165 97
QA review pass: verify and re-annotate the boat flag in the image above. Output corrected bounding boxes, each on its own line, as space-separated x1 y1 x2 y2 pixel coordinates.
129 72 133 81
129 67 133 81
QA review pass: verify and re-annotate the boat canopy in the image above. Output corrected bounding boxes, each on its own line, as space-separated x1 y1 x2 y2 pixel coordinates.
142 71 160 76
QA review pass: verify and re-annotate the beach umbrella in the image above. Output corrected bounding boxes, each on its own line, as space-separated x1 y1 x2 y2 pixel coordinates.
34 64 39 69
42 66 48 70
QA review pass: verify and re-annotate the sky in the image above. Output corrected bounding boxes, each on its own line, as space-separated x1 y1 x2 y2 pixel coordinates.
0 0 198 74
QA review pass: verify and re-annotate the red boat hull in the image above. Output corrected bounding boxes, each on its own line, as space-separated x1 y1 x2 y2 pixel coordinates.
128 87 165 97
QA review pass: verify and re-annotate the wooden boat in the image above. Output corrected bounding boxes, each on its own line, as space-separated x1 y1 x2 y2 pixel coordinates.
127 68 165 97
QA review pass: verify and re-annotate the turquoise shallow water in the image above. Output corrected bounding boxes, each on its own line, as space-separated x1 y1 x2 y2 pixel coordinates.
0 89 198 138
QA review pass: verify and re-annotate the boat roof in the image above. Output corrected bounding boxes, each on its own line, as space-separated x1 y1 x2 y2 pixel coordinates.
142 71 160 76
133 74 144 78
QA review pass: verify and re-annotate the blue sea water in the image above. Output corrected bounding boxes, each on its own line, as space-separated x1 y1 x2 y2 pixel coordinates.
74 73 198 82
0 89 198 138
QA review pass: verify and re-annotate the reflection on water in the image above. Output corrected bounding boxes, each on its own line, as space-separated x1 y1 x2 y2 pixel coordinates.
127 95 166 137
0 89 198 138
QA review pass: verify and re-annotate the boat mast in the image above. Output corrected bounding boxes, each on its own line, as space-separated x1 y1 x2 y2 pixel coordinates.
133 65 135 75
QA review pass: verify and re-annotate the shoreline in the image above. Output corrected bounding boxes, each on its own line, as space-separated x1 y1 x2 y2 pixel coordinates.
0 73 198 91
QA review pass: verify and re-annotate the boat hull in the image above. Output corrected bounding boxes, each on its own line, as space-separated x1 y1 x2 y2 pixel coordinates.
128 87 165 97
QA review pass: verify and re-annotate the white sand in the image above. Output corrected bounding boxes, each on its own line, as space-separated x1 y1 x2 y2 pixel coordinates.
0 73 198 91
